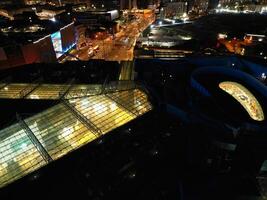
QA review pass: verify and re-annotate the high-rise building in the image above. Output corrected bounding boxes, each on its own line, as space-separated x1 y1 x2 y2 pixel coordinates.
44 0 91 6
136 0 160 9
0 0 25 6
120 0 137 9
207 0 219 9
61 0 91 5
192 0 208 13
160 0 189 18
136 0 150 8
90 0 120 9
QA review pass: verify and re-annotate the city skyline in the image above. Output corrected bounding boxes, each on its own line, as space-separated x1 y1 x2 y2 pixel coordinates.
0 0 267 199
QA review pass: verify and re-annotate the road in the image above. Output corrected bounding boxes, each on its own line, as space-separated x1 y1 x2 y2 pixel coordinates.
63 10 155 62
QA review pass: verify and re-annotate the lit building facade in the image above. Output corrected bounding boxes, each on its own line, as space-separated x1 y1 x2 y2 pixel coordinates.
0 22 76 69
218 0 267 7
90 0 120 9
120 0 137 10
0 0 25 6
192 0 209 13
160 1 188 18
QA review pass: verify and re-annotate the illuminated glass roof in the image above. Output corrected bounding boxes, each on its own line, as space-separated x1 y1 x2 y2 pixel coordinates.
219 81 264 121
0 88 152 188
0 83 103 100
26 84 69 100
0 84 34 99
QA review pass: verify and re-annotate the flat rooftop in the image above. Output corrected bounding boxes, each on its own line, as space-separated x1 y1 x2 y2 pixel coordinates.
0 19 72 45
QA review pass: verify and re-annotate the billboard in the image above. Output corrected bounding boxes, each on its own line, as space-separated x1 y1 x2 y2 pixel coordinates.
51 31 63 59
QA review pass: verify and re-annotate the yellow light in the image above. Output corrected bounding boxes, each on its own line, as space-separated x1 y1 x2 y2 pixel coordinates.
219 81 264 121
0 89 152 188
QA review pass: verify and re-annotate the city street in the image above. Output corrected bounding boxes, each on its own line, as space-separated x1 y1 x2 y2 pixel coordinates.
63 10 155 62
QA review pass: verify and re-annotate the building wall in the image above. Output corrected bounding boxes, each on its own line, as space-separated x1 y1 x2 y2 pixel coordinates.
120 0 138 9
60 23 76 52
0 7 33 20
35 35 57 63
137 0 150 8
137 0 160 8
0 48 7 61
161 1 188 18
75 24 87 49
0 45 26 69
24 0 43 5
218 0 267 6
60 0 91 5
90 0 120 9
0 22 76 69
208 0 219 9
192 0 209 13
21 43 40 64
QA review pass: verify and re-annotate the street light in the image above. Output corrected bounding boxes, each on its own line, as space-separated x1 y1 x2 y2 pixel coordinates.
50 17 56 22
261 73 266 80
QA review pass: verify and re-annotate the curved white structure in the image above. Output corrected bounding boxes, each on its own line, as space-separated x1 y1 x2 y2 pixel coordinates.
219 81 264 121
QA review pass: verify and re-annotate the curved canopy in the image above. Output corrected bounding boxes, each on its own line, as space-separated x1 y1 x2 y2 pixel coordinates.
219 81 264 121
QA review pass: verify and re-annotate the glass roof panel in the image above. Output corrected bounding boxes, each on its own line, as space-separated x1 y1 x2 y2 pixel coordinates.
25 103 96 160
0 124 45 188
26 84 69 100
0 88 152 188
0 84 29 99
65 84 102 99
69 94 136 134
107 89 153 116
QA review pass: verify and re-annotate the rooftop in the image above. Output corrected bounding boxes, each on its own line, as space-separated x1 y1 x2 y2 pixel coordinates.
191 66 267 124
0 19 72 45
0 84 152 188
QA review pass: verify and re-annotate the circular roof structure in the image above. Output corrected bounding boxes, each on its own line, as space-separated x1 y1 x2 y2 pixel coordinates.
219 81 264 121
190 66 267 125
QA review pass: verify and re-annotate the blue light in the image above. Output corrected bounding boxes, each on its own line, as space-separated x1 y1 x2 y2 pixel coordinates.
51 31 63 58
62 43 76 53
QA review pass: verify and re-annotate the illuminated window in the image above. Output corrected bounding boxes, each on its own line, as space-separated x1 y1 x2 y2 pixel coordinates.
219 81 264 121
